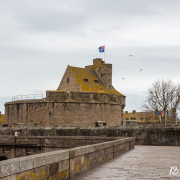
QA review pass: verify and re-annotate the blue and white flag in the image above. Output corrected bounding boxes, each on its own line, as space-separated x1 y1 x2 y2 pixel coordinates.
98 46 105 53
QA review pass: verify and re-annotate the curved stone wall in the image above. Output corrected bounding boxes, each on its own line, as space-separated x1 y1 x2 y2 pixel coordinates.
5 101 123 127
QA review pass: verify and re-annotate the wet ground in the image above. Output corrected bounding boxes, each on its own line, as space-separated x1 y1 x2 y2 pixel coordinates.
72 145 180 180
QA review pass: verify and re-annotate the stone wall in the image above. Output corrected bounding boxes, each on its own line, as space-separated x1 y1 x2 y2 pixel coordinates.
0 137 134 180
57 66 81 91
5 100 123 127
85 59 112 89
46 91 125 104
0 136 122 159
0 126 179 146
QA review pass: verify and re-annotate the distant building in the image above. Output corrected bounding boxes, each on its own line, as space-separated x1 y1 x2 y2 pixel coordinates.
0 111 5 124
123 110 157 124
123 110 178 125
5 58 125 127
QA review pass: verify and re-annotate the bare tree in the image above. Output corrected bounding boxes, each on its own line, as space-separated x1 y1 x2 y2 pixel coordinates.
143 80 180 125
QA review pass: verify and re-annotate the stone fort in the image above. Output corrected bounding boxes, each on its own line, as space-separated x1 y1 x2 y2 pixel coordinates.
5 58 125 127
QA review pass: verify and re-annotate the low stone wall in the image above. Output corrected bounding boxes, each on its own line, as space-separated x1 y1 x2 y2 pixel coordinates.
0 137 134 180
0 136 123 159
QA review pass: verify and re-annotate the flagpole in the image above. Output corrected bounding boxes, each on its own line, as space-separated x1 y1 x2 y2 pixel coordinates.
104 45 105 62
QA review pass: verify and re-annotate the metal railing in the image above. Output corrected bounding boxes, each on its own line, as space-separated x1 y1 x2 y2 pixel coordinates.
12 94 43 101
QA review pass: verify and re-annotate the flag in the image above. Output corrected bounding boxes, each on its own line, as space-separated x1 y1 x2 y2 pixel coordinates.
155 111 159 115
98 46 105 53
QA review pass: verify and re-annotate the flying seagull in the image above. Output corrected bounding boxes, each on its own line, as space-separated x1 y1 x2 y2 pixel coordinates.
129 54 134 57
140 68 143 72
121 77 125 80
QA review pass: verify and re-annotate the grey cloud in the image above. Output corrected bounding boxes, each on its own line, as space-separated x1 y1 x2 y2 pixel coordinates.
1 0 180 113
1 0 179 34
0 1 87 33
18 8 86 32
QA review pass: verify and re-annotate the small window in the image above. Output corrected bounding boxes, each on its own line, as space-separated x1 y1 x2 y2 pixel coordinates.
84 79 88 83
67 78 69 83
94 80 99 84
145 117 150 122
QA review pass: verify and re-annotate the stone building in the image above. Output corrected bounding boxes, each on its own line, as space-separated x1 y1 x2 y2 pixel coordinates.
5 58 125 127
123 110 155 123
123 110 179 125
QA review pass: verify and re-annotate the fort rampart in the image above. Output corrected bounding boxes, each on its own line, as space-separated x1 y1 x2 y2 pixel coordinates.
0 137 134 180
0 136 124 159
5 91 125 127
0 126 179 146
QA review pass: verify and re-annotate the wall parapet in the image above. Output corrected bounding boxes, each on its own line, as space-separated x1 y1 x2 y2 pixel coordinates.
5 99 123 127
0 137 134 179
46 90 125 105
0 126 179 146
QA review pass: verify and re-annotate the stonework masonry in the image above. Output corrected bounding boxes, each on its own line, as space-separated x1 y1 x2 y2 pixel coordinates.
0 137 134 179
0 136 127 159
0 126 179 146
5 94 124 127
5 59 125 127
85 59 112 89
57 66 81 92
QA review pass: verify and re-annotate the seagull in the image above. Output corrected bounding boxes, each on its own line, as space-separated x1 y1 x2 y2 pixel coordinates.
129 54 134 57
122 77 125 80
140 68 143 72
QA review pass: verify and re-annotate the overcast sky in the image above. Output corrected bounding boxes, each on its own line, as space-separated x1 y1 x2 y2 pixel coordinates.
1 0 180 113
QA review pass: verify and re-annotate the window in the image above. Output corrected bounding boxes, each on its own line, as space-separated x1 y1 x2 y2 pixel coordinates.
84 79 88 83
133 110 136 114
67 78 69 83
145 117 150 122
94 80 99 84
